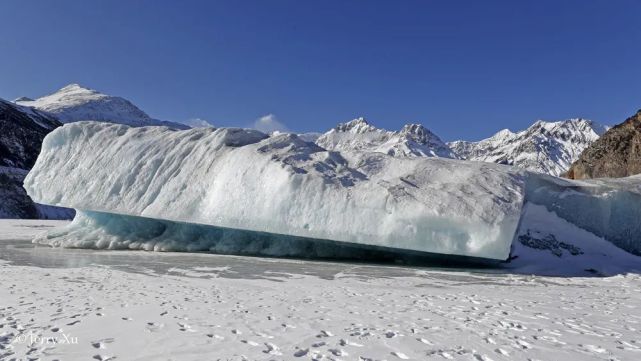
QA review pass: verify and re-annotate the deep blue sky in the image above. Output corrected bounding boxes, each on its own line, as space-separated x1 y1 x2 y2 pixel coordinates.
1 1 640 140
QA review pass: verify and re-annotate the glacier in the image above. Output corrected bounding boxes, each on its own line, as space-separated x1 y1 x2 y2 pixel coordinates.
23 122 641 264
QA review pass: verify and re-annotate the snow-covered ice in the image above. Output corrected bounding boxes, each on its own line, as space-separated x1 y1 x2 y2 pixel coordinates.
25 122 641 273
22 122 641 268
25 122 527 260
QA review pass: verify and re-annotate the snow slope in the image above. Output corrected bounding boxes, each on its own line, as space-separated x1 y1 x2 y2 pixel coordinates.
448 119 607 176
25 122 525 260
316 117 457 158
15 84 189 129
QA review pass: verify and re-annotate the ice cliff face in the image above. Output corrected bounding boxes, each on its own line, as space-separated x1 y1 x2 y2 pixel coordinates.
15 84 188 129
25 122 525 260
448 119 607 176
25 122 641 264
316 118 457 158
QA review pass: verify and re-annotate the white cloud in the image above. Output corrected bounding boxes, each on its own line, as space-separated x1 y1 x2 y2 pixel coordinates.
182 118 215 128
251 114 289 133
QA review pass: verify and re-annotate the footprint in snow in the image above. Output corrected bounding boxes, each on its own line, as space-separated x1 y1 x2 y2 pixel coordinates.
240 340 260 346
317 330 333 337
146 322 164 332
263 342 282 355
495 348 509 356
178 322 195 332
329 348 348 356
391 351 410 359
91 338 115 349
293 348 309 357
93 354 116 361
582 344 607 354
515 340 531 349
340 338 363 347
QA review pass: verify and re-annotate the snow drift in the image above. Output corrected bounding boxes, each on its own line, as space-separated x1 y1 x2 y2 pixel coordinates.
24 122 641 265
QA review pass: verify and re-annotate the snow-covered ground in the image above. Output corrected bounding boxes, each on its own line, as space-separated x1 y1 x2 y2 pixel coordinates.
1 220 641 361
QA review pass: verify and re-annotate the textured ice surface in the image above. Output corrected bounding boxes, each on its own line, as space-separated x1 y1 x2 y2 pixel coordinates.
508 203 641 276
524 174 641 255
25 122 527 260
24 122 641 262
34 210 496 265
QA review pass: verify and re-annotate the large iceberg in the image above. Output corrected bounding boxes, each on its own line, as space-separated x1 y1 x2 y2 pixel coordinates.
23 122 641 266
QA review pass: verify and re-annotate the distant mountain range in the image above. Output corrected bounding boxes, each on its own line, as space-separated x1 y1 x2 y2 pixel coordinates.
315 117 457 158
310 117 608 177
448 119 608 176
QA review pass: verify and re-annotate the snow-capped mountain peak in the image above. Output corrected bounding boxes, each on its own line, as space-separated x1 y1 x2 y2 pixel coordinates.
315 118 457 158
13 96 34 103
400 123 437 143
487 128 516 142
448 118 607 176
333 117 377 134
15 83 154 126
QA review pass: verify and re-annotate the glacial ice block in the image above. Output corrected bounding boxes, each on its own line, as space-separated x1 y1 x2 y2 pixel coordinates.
24 122 529 260
524 173 641 255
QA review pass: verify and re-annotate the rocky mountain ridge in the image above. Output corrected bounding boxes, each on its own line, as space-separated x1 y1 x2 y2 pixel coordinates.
566 110 641 179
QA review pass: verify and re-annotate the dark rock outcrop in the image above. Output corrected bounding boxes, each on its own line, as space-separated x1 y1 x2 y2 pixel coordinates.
0 99 73 219
0 99 60 169
566 110 641 179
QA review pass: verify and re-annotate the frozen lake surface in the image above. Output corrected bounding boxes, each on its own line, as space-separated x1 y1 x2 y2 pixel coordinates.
1 220 641 360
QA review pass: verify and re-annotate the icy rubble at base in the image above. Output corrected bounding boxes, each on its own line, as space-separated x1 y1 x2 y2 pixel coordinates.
507 203 641 276
23 122 641 263
524 174 641 255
